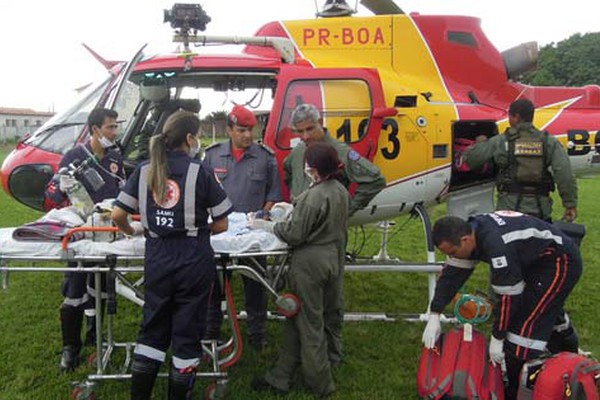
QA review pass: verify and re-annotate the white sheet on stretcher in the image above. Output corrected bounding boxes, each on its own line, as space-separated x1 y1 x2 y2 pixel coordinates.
0 213 287 258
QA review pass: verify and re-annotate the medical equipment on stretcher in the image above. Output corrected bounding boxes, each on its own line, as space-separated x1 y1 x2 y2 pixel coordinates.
0 223 295 400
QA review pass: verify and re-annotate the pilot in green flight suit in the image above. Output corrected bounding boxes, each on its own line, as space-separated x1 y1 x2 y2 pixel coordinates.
465 98 578 223
283 104 386 217
250 141 350 397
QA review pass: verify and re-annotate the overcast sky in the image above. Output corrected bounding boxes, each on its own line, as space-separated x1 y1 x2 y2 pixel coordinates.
0 0 597 112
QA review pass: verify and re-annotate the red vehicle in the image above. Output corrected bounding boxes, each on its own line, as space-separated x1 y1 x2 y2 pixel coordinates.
3 1 599 224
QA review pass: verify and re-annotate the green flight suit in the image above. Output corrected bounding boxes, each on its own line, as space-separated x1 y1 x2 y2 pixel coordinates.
465 122 577 221
283 131 386 216
265 179 350 396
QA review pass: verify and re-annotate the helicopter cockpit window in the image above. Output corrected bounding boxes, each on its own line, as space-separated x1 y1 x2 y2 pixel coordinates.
447 31 477 47
275 79 372 150
112 80 142 141
119 71 276 167
24 75 112 155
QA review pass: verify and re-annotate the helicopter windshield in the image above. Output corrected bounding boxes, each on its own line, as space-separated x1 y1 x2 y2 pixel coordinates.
24 75 113 155
119 69 276 167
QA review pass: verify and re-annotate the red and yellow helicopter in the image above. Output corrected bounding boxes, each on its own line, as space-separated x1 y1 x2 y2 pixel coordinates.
2 0 600 224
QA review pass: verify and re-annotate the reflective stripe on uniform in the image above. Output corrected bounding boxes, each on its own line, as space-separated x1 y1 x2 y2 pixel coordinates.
62 293 89 307
554 312 571 332
502 228 563 246
116 191 137 210
184 163 199 237
138 165 159 238
492 280 525 295
506 332 547 351
210 197 233 220
446 256 476 270
138 165 150 230
172 355 200 369
134 343 166 363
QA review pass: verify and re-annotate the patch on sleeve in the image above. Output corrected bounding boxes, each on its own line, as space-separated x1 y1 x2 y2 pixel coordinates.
347 150 360 161
491 256 508 269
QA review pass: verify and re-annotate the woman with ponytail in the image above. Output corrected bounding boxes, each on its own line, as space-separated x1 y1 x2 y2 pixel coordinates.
112 110 233 399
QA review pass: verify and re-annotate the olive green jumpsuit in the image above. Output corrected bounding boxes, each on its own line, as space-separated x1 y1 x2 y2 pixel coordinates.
264 178 350 396
283 131 386 216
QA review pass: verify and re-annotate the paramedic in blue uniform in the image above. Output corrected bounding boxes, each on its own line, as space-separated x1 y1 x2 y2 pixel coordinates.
112 110 233 400
44 108 125 372
422 212 582 399
203 105 283 350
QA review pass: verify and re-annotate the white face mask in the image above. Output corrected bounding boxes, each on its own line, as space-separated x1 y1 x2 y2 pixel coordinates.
189 142 201 158
98 135 114 149
304 163 318 184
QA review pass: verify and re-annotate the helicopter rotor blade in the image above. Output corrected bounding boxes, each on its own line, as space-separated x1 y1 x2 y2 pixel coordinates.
360 0 404 15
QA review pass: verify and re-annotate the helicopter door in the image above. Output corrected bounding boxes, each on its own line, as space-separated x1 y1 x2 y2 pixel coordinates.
266 67 394 170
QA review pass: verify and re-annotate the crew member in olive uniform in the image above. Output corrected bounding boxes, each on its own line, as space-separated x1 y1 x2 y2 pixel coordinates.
203 105 283 350
112 111 233 399
284 103 386 216
465 98 578 223
44 108 125 372
464 98 580 354
251 142 350 397
283 103 385 366
422 213 582 398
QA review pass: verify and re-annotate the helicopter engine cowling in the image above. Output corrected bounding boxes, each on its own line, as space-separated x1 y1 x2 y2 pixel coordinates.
502 41 539 80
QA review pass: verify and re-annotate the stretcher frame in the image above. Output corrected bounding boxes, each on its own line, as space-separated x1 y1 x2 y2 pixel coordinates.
0 226 292 400
0 204 446 398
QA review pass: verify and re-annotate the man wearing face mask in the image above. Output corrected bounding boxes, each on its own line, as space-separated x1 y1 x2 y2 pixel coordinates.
284 103 386 217
203 105 283 350
44 108 126 372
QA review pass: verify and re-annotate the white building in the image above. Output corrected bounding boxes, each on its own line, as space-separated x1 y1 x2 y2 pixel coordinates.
0 107 54 143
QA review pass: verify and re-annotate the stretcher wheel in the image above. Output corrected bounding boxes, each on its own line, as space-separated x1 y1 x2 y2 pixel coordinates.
276 293 301 317
205 381 228 400
71 386 96 400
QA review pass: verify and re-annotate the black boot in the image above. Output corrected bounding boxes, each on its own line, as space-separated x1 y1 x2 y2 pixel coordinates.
168 365 196 400
59 307 83 372
59 345 81 372
130 357 161 400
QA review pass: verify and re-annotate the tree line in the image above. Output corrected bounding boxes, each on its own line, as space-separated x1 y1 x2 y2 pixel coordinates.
521 32 600 86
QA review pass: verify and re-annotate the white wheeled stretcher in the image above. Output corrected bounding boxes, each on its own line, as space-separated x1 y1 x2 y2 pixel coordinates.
0 223 299 400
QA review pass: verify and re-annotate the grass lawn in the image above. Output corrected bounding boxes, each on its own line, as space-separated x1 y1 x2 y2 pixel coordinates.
0 143 599 399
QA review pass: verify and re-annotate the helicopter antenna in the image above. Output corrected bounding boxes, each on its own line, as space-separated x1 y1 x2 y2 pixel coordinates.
81 43 122 71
